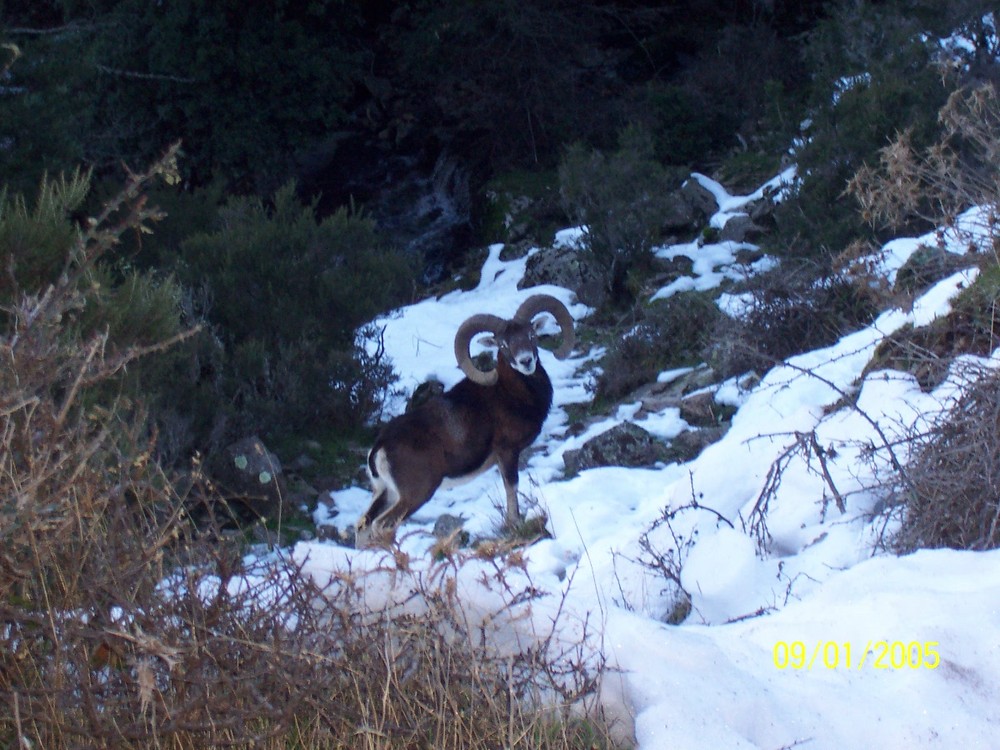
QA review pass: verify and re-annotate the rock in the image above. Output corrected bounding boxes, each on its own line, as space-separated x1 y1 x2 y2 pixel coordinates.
628 366 719 414
678 392 722 427
484 183 564 246
894 244 971 295
660 189 702 231
629 386 680 419
497 193 535 243
563 422 673 475
747 192 778 226
286 486 319 511
212 437 289 522
680 178 719 218
288 453 318 473
651 254 695 279
521 245 607 308
719 213 764 243
433 513 470 545
661 425 728 464
734 246 765 265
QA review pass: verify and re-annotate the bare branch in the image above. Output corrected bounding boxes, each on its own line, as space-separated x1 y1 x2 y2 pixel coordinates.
94 64 195 84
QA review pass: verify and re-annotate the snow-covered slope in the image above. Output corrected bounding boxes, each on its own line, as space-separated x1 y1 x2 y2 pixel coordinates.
300 173 1000 749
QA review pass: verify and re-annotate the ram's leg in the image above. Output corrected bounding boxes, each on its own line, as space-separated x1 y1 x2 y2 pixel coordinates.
355 486 388 548
357 455 443 547
357 447 401 548
498 452 522 528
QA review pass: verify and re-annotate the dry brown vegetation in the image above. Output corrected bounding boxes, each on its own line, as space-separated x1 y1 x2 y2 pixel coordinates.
0 151 623 749
889 364 1000 552
848 83 1000 553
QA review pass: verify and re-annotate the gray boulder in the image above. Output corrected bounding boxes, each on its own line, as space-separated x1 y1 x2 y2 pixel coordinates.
661 426 728 464
680 178 719 218
660 189 702 231
719 213 764 244
563 422 673 475
521 245 607 308
213 437 289 522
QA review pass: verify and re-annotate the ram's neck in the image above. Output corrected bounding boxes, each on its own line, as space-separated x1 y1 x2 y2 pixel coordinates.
497 357 554 416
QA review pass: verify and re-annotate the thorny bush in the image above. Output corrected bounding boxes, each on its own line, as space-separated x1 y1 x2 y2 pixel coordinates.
888 364 1000 553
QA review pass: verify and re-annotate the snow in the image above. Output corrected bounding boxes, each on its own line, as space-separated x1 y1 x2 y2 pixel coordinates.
649 172 790 303
298 170 1000 748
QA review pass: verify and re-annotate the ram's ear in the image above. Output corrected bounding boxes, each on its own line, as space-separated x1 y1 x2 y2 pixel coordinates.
479 335 498 349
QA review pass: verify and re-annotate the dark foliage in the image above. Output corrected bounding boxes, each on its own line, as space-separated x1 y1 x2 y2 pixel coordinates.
772 0 1000 264
149 184 416 453
1 1 363 193
559 127 678 305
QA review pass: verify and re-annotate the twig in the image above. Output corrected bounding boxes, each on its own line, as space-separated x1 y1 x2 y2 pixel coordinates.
777 352 915 496
55 332 106 429
807 431 846 513
94 64 195 84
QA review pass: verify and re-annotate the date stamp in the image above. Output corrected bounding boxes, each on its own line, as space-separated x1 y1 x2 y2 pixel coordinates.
773 640 940 671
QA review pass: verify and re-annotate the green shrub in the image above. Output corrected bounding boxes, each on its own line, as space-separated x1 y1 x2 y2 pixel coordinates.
642 83 718 166
479 168 562 246
0 170 90 306
0 152 616 750
0 36 96 197
1 2 363 193
157 183 416 447
559 127 676 306
773 0 954 263
0 160 188 374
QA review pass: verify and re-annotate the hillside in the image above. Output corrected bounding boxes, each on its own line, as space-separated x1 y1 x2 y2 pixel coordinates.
302 171 1000 748
4 2 1000 747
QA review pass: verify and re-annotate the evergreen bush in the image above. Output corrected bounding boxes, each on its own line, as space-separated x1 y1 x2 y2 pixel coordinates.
157 183 416 447
773 0 954 262
559 127 675 306
0 163 188 369
0 156 615 750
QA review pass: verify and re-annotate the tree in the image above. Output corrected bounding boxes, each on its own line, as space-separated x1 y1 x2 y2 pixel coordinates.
1 1 365 192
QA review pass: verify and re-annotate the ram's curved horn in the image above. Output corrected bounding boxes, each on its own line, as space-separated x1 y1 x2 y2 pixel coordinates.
513 294 575 359
454 313 506 386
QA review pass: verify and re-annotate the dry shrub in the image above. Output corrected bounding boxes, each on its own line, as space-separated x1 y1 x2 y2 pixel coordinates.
4 544 617 749
305 551 616 750
0 149 618 749
846 83 1000 553
709 264 882 380
849 82 1000 238
893 366 1000 553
